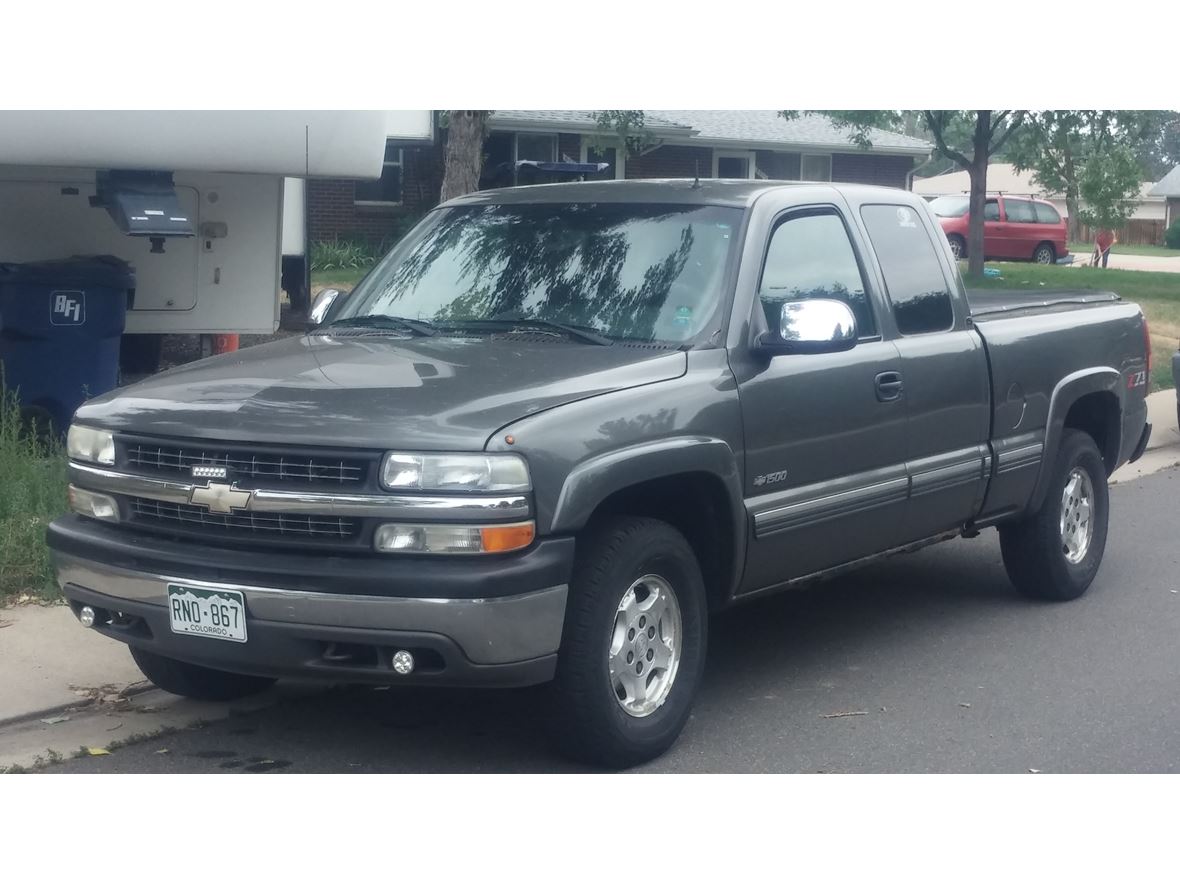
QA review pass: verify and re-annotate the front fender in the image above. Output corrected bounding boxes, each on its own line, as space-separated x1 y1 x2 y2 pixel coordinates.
550 436 746 596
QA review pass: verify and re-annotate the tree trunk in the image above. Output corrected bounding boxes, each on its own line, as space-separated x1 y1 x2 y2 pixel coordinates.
440 110 489 203
965 111 991 279
1065 186 1081 242
1063 144 1081 242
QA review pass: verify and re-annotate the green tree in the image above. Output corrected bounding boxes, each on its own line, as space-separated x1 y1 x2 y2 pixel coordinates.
812 110 1025 278
1133 111 1180 181
1007 111 1160 241
1077 143 1144 231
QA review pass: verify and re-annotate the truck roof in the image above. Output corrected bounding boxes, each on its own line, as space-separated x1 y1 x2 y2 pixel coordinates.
443 178 918 209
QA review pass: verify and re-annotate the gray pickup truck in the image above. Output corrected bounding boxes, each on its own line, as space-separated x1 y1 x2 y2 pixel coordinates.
50 180 1152 767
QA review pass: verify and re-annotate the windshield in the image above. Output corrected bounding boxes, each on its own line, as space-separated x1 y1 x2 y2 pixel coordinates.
337 202 742 344
929 196 970 218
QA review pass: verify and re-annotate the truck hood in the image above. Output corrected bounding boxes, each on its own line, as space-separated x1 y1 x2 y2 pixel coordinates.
76 333 687 450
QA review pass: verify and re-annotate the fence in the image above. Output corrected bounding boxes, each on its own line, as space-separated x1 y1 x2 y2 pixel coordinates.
1075 219 1166 247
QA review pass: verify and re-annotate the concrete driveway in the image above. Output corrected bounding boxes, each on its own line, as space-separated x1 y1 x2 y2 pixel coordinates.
1069 252 1180 273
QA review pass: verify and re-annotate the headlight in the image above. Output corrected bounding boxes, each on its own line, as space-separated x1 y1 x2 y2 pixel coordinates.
380 452 530 493
374 521 535 555
66 425 115 466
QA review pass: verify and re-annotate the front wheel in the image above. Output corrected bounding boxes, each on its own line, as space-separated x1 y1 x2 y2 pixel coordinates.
548 516 708 769
947 235 966 260
130 647 277 701
1033 243 1056 264
999 429 1109 601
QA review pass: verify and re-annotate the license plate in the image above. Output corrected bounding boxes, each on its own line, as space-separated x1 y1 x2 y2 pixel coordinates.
167 583 247 643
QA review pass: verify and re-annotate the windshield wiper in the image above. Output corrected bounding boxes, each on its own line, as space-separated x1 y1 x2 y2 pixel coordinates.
323 315 437 337
445 317 613 346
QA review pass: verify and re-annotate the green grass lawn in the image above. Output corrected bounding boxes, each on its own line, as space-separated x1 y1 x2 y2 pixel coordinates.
0 389 67 603
311 266 375 291
967 262 1179 390
1069 242 1180 259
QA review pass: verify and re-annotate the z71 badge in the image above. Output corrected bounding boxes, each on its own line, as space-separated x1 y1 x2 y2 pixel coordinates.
1127 369 1147 389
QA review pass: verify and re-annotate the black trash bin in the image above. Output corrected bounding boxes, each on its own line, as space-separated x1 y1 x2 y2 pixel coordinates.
0 256 134 434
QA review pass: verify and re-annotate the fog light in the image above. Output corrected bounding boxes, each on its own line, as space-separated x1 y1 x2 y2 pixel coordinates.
68 485 120 522
79 606 96 628
392 650 415 675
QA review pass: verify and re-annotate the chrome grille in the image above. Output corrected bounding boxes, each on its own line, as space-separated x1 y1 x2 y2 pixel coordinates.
128 497 359 540
123 443 367 486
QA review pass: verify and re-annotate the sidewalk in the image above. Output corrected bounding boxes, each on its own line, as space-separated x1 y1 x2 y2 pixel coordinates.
0 605 145 727
0 603 312 771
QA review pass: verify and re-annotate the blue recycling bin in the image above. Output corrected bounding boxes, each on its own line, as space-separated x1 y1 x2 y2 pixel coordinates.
0 256 134 433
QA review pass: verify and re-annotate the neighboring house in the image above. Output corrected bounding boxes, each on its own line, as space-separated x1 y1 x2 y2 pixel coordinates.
1149 165 1180 229
307 110 932 246
915 162 1165 243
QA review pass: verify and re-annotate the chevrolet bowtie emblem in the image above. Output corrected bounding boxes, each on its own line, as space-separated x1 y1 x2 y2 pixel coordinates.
189 482 253 514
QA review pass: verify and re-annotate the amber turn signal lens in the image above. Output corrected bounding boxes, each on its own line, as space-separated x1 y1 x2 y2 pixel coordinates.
480 521 536 553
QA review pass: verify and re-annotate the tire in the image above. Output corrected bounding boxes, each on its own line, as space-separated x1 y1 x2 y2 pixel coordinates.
947 235 966 260
129 646 277 701
999 429 1109 601
1033 243 1055 265
548 516 708 769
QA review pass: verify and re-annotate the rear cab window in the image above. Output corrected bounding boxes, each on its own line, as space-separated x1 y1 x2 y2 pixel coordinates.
859 204 955 336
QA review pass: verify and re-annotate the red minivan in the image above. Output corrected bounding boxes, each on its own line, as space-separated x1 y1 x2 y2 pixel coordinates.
929 194 1070 264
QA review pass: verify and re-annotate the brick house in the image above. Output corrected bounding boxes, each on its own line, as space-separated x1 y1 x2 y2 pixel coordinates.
1150 165 1180 231
307 110 932 246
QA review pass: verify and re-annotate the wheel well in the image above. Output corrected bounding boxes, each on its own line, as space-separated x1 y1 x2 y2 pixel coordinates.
1063 391 1120 474
587 473 735 612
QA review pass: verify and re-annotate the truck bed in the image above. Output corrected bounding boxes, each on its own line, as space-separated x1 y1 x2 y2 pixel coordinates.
965 288 1120 319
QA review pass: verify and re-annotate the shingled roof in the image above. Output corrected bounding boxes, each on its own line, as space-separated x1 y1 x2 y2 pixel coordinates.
490 110 932 156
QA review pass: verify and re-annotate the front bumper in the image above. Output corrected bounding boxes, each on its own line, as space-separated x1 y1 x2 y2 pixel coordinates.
48 516 573 687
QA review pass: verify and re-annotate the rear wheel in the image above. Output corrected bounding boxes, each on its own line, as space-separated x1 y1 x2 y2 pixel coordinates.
999 429 1108 601
1033 243 1055 264
129 647 276 701
549 516 707 769
947 235 966 260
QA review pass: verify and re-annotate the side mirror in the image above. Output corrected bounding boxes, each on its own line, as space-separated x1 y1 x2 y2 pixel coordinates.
308 288 342 327
759 299 857 355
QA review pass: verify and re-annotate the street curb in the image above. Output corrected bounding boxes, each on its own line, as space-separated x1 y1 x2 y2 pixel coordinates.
0 681 155 731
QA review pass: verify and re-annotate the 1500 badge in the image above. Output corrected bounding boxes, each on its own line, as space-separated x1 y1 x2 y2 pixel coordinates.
753 469 789 487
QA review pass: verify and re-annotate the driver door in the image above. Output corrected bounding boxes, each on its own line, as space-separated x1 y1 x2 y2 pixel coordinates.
730 206 909 592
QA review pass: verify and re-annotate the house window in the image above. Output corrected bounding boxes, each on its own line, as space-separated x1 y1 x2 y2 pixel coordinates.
580 142 626 180
354 143 403 205
515 133 557 163
800 154 832 182
714 151 756 180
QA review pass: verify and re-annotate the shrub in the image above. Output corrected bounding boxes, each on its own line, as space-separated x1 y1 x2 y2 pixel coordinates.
310 238 382 271
0 384 68 600
1165 220 1180 250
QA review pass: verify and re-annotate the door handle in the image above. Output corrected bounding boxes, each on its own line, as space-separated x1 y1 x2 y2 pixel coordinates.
875 371 904 402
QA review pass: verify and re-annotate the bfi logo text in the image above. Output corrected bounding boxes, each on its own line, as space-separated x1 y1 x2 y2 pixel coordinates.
51 290 85 326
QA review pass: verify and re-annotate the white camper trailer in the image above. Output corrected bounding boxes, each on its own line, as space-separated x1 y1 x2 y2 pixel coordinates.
0 110 433 364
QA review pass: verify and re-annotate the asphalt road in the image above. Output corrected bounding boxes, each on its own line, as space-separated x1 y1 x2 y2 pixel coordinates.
50 468 1180 773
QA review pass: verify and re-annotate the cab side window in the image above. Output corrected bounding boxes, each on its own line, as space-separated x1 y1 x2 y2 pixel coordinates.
860 203 955 336
983 199 1000 221
759 211 876 337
